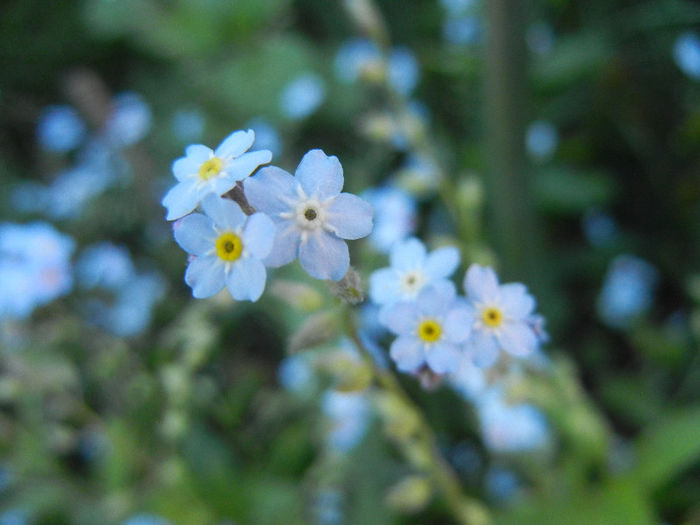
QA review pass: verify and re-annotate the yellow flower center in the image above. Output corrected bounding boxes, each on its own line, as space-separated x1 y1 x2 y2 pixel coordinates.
215 232 243 262
482 307 503 328
418 319 442 343
198 157 223 180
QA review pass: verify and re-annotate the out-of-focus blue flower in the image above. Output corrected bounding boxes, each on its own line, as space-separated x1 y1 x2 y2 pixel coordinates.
122 514 172 525
244 149 373 281
370 237 459 306
174 194 275 301
485 467 519 501
526 120 558 161
527 22 555 55
597 255 657 328
162 129 272 220
0 465 12 493
246 117 282 157
0 509 28 525
76 242 134 291
36 105 86 153
673 32 700 80
443 16 481 46
103 272 166 337
450 353 487 400
462 265 541 368
278 353 316 394
381 284 472 374
358 304 390 368
322 390 370 452
439 0 476 15
10 182 49 214
104 91 152 148
477 389 549 453
388 47 420 95
395 154 441 193
0 222 74 320
361 185 417 253
582 209 618 247
171 109 206 143
313 488 344 525
279 73 326 120
334 38 383 83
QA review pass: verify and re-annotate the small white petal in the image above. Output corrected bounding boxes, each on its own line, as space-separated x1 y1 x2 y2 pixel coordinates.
226 257 267 301
498 322 538 357
390 237 427 271
172 156 201 182
390 336 425 372
417 282 456 317
500 283 536 320
222 149 272 182
184 144 212 163
464 264 500 302
201 194 246 230
298 231 349 281
295 149 344 199
185 256 225 298
242 212 276 259
325 193 373 240
214 129 255 159
424 246 460 279
369 268 401 305
443 306 474 343
380 301 420 334
162 180 202 221
173 213 214 255
244 166 298 216
425 342 461 374
465 330 500 368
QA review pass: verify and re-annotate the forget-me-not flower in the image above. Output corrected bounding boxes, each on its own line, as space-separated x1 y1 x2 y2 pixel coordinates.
36 105 86 153
279 73 326 120
162 129 272 221
462 264 540 367
369 237 460 307
173 194 275 301
381 284 472 374
597 255 657 328
244 149 373 281
362 185 416 253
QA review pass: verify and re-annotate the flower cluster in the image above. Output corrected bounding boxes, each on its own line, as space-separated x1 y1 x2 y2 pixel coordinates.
164 130 374 301
370 239 544 374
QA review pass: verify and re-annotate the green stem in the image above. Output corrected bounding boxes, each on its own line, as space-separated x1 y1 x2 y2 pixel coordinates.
344 308 492 525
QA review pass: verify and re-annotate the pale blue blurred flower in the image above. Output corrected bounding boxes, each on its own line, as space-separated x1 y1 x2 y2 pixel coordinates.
673 32 700 80
485 467 519 501
361 185 417 253
582 209 618 247
0 509 28 525
388 47 420 95
76 242 134 291
527 22 555 55
244 149 373 281
322 390 369 452
439 0 476 15
10 182 49 214
443 16 481 46
450 353 487 400
104 91 152 147
162 129 272 220
172 109 205 143
105 272 166 336
174 194 275 301
0 222 74 319
358 303 390 368
381 284 472 374
526 120 558 161
477 389 549 452
0 465 12 493
597 255 657 328
462 264 540 368
246 117 282 157
278 354 316 394
279 73 325 120
36 105 86 153
313 488 343 525
122 514 172 525
369 237 459 306
334 38 382 83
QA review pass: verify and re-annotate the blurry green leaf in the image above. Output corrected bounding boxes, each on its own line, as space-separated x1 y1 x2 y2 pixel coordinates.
534 167 616 213
634 406 700 490
532 31 611 88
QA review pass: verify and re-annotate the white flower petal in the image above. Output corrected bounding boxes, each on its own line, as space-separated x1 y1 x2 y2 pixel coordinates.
465 330 500 368
162 180 202 221
443 306 474 343
424 246 460 279
201 194 246 230
242 212 276 259
380 301 420 334
185 256 225 298
214 129 255 159
226 257 267 301
299 231 349 281
425 342 461 374
325 193 373 240
390 237 427 271
464 264 500 302
417 282 456 317
500 283 536 320
222 149 272 182
173 213 214 255
244 166 298 216
369 268 401 305
498 322 538 357
294 149 344 199
184 144 212 163
390 336 425 372
172 156 201 181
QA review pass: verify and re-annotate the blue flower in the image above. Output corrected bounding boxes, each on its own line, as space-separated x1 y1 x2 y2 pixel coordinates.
122 514 172 525
103 91 152 148
361 185 417 253
244 149 373 281
162 129 272 221
279 73 326 120
334 39 383 83
462 264 540 367
597 255 657 328
322 390 370 452
36 105 86 153
526 120 558 161
173 194 275 301
443 15 481 46
171 109 206 143
369 237 460 306
76 242 134 291
673 31 700 80
387 47 420 95
246 117 283 157
381 284 472 374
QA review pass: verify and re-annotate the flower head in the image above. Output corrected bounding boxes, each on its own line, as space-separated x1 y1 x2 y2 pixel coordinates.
173 194 275 301
381 284 472 374
163 129 272 221
244 149 373 281
369 237 460 306
462 264 540 367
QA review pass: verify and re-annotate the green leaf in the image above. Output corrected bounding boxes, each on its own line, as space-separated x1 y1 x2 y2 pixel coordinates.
534 167 616 213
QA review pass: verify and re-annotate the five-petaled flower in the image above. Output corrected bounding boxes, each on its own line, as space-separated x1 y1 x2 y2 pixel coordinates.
173 194 275 301
244 149 373 281
163 129 272 221
381 284 472 374
462 264 539 367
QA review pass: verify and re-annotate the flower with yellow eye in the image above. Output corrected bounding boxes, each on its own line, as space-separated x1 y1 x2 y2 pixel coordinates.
380 284 472 375
462 264 540 368
163 129 272 221
173 194 275 302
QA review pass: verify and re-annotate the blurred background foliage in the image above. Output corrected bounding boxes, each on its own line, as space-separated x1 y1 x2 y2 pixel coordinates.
1 0 699 524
